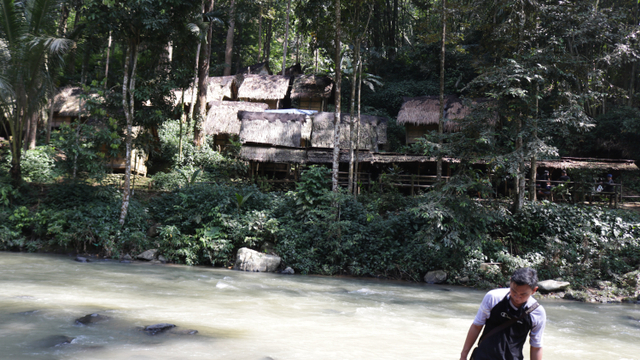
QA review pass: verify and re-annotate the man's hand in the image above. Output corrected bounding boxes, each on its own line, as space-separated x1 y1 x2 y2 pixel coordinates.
460 324 483 360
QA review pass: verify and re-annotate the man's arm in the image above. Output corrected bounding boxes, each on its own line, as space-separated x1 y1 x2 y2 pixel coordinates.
459 324 483 360
530 346 542 360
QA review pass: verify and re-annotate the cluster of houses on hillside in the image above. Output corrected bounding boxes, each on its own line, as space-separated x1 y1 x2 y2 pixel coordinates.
51 66 638 193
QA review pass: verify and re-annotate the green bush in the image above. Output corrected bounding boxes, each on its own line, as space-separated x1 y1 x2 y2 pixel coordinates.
1 146 60 183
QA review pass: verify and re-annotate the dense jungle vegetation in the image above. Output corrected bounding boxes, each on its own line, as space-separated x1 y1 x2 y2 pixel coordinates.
1 0 640 295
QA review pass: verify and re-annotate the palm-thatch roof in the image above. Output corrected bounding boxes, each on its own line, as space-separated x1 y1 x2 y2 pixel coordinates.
237 75 291 101
310 112 387 150
53 87 97 117
238 111 309 147
537 157 638 171
204 101 269 135
397 95 481 131
172 76 238 105
290 75 333 99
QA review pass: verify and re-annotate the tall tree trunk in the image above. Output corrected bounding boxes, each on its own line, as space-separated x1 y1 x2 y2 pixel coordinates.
354 54 363 197
57 2 70 36
189 42 201 124
348 47 360 194
104 31 112 88
530 85 539 201
119 39 139 226
511 118 525 214
66 5 81 77
392 0 398 50
264 17 272 65
437 0 446 182
348 6 361 194
27 112 38 150
223 0 236 76
332 0 342 192
282 0 292 74
195 0 216 146
257 4 263 62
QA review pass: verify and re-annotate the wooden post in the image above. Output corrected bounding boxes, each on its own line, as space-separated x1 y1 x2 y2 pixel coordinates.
411 176 414 196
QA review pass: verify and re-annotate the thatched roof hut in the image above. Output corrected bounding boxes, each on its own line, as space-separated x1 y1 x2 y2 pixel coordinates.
290 75 334 111
238 111 309 148
204 101 269 136
237 75 292 109
53 87 89 117
397 95 488 143
537 157 638 171
290 75 333 99
173 76 239 105
310 112 387 151
396 95 473 129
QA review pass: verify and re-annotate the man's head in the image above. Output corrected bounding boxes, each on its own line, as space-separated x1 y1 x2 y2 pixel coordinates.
607 174 612 178
561 170 567 175
509 268 539 308
543 170 549 175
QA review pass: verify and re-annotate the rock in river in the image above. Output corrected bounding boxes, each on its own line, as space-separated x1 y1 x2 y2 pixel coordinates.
537 279 570 293
424 270 448 284
234 247 281 272
75 313 109 325
144 323 176 335
137 249 158 261
36 335 74 348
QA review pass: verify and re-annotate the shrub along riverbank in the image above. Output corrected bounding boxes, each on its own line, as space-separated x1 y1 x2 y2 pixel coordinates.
1 166 640 302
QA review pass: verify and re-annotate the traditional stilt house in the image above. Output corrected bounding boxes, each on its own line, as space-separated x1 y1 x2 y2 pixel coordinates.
310 112 387 152
397 95 473 144
290 75 334 111
238 110 312 182
237 74 292 109
204 101 269 149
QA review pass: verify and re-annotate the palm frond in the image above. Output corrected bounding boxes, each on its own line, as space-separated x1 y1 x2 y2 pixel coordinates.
0 0 27 46
28 0 59 35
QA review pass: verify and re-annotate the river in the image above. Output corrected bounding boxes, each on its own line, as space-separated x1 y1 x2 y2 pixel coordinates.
1 252 639 360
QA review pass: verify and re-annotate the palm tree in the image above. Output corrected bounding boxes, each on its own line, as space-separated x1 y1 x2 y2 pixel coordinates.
0 0 71 185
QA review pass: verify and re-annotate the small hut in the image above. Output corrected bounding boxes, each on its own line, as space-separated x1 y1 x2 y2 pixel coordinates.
204 101 269 148
51 87 90 128
237 74 292 109
290 75 333 111
397 95 474 144
310 112 387 151
238 111 310 148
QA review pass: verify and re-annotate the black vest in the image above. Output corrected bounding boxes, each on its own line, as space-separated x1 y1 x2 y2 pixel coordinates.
474 294 534 360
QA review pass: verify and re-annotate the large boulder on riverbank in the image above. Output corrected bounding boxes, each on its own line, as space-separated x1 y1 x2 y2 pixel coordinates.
424 270 447 284
537 280 570 293
137 249 158 261
234 247 281 272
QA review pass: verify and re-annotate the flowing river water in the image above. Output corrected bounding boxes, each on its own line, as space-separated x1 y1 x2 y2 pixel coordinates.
1 252 639 360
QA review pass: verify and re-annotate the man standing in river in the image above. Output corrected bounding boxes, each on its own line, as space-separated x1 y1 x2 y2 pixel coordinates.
459 267 546 360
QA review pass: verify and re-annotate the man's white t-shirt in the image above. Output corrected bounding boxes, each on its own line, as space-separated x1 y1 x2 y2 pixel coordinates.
472 288 546 348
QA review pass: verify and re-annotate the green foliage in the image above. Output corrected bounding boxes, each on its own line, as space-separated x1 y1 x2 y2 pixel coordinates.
52 121 114 180
295 165 331 208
